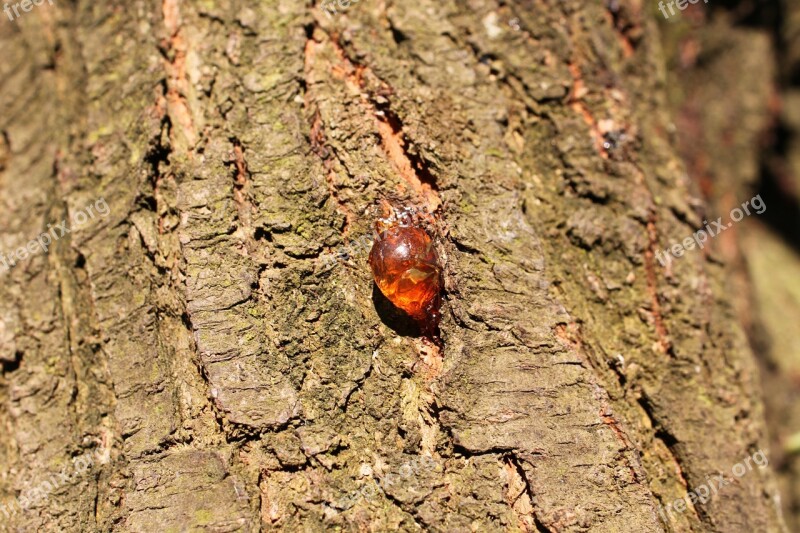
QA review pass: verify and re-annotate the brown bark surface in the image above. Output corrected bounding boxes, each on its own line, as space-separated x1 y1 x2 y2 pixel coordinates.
0 0 792 531
661 0 800 529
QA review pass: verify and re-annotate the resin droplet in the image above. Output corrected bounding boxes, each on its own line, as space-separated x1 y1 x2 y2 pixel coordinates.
369 224 442 334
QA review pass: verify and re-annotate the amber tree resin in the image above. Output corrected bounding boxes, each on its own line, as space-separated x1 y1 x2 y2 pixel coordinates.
368 210 443 336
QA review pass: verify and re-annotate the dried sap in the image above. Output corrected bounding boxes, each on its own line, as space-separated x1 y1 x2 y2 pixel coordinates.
368 224 443 333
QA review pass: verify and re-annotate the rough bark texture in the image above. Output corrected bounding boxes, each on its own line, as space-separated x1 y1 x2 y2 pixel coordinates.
0 0 791 532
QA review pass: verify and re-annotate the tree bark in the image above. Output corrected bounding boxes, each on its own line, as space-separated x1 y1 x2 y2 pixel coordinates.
0 0 789 532
660 0 800 529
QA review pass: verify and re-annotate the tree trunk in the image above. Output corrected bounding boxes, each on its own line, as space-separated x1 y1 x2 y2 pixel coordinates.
0 0 790 531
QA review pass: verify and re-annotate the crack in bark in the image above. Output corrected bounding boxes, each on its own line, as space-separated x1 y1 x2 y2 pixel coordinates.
567 61 609 160
505 455 551 533
230 138 259 257
339 351 375 411
0 350 22 375
161 0 197 149
644 216 674 355
325 32 442 213
636 392 702 521
304 25 449 462
0 130 9 172
604 2 638 59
